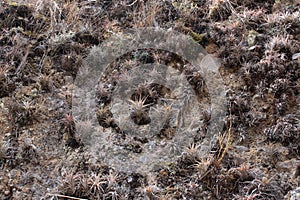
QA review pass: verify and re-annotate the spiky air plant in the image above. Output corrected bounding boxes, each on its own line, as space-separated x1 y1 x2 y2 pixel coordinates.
128 95 153 125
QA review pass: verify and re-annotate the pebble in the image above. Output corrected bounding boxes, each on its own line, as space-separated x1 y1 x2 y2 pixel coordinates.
289 187 300 200
234 145 249 152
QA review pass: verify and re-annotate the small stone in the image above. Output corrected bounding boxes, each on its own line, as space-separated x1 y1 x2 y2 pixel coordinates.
127 176 133 183
292 53 300 60
64 76 73 84
234 145 249 152
277 159 300 171
289 187 300 200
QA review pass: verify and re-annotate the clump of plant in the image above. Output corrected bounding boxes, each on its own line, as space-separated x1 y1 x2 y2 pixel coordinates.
0 142 7 167
60 113 82 149
264 114 300 154
18 130 40 164
56 168 126 199
170 0 198 18
208 0 234 21
238 175 284 199
6 99 37 127
0 66 16 98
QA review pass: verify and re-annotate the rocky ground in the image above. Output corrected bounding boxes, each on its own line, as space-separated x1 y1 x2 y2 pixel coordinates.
0 0 299 199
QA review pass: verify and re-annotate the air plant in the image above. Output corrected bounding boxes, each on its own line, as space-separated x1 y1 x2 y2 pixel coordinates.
128 95 152 125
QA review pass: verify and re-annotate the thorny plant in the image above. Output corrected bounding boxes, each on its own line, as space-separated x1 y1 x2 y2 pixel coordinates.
57 168 123 199
184 142 202 160
214 110 233 168
128 94 153 125
132 0 161 28
241 175 283 199
137 181 161 199
234 193 262 200
62 113 76 135
88 172 107 196
58 168 85 196
170 0 198 17
193 154 214 175
128 95 152 113
6 99 40 128
105 169 119 189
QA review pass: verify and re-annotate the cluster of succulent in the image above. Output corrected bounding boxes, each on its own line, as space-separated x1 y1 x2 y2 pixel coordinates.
0 65 16 98
93 48 208 141
75 45 215 173
56 167 172 199
209 3 299 137
237 176 284 199
59 113 82 149
265 114 300 154
57 168 122 199
0 98 35 168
